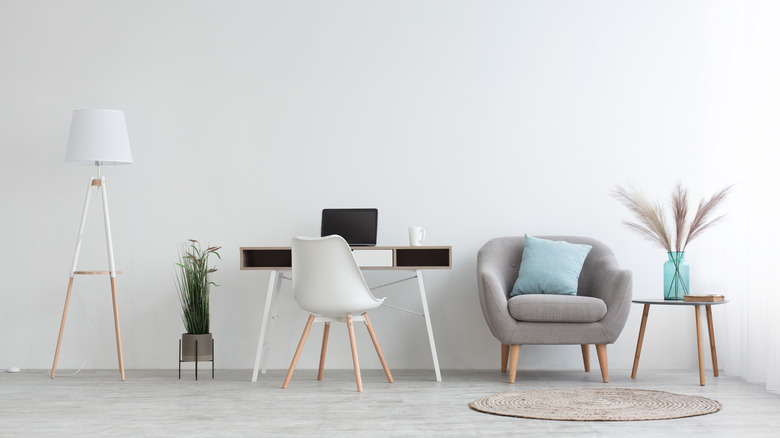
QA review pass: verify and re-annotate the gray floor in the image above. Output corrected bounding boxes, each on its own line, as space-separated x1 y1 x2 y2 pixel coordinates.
1 368 779 437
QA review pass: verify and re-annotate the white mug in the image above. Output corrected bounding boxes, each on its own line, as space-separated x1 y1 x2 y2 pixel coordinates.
409 227 426 246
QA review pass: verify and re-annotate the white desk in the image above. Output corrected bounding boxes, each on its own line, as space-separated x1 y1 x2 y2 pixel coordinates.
240 246 452 382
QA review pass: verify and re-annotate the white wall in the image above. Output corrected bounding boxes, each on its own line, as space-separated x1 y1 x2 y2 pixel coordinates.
0 1 775 374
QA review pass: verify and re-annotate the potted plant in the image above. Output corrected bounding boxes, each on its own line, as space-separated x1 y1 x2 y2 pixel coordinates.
176 240 221 363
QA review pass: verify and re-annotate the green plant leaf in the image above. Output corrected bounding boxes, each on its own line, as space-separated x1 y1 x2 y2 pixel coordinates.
174 239 220 334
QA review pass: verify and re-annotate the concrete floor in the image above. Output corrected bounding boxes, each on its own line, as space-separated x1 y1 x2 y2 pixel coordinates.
1 368 779 437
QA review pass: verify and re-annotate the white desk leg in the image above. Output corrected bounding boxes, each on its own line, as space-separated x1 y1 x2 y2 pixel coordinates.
260 271 283 374
252 270 279 382
417 270 442 382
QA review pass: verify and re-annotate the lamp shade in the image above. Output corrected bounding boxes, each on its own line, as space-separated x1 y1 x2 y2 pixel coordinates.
65 109 133 165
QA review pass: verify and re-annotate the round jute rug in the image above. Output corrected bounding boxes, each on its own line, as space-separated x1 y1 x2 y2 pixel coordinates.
470 388 721 421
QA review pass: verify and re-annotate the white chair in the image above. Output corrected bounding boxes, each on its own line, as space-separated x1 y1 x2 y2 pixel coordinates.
281 235 393 392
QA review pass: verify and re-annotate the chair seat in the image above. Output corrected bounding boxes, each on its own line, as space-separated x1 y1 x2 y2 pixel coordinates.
508 294 607 323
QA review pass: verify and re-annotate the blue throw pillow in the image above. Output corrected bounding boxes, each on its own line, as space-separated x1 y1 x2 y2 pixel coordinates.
510 235 592 296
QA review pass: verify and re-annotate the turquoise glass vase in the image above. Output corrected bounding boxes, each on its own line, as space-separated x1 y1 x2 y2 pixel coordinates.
664 251 689 300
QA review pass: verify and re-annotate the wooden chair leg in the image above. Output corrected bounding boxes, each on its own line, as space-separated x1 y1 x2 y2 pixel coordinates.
595 344 609 383
581 344 591 372
318 322 330 381
282 314 315 389
363 313 393 383
501 344 509 373
508 345 521 383
346 314 363 392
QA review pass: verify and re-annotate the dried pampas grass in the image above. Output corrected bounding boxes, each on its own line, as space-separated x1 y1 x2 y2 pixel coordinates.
612 183 732 253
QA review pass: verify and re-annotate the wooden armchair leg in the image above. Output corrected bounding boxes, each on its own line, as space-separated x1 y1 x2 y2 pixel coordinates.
508 345 521 383
501 344 509 373
581 344 591 372
595 344 609 383
282 314 315 389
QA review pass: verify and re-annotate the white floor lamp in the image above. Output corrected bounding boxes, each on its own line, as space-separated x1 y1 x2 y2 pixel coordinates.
51 109 133 381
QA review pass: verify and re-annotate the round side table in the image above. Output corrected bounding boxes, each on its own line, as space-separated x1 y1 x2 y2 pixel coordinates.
631 298 728 386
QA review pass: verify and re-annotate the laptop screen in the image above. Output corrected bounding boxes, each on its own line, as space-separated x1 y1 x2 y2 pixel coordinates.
321 208 378 246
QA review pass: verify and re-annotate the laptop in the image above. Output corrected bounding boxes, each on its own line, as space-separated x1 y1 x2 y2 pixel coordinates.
321 208 378 247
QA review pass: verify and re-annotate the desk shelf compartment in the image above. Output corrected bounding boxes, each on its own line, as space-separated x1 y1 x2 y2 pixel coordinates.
241 248 292 270
394 247 451 269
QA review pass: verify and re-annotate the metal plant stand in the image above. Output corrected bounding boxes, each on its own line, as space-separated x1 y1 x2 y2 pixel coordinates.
179 338 214 380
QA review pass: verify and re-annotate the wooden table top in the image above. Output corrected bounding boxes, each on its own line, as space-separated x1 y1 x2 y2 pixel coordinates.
632 298 729 306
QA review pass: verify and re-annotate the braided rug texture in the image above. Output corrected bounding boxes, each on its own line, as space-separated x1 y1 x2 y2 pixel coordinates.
470 388 721 421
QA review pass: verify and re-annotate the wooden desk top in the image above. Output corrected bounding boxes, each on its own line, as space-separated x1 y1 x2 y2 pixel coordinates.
240 246 452 270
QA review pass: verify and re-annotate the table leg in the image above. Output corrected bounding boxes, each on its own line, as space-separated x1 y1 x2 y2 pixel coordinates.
706 305 719 377
695 305 705 386
252 270 279 382
631 304 650 379
417 270 442 382
260 271 284 374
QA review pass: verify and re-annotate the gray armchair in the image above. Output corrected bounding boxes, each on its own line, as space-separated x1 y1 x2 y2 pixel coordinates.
477 236 632 383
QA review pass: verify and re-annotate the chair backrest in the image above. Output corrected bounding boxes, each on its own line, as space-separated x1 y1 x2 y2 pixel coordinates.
291 235 384 317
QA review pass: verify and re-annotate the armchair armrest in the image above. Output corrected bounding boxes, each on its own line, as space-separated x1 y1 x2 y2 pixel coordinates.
478 270 517 343
589 265 633 343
